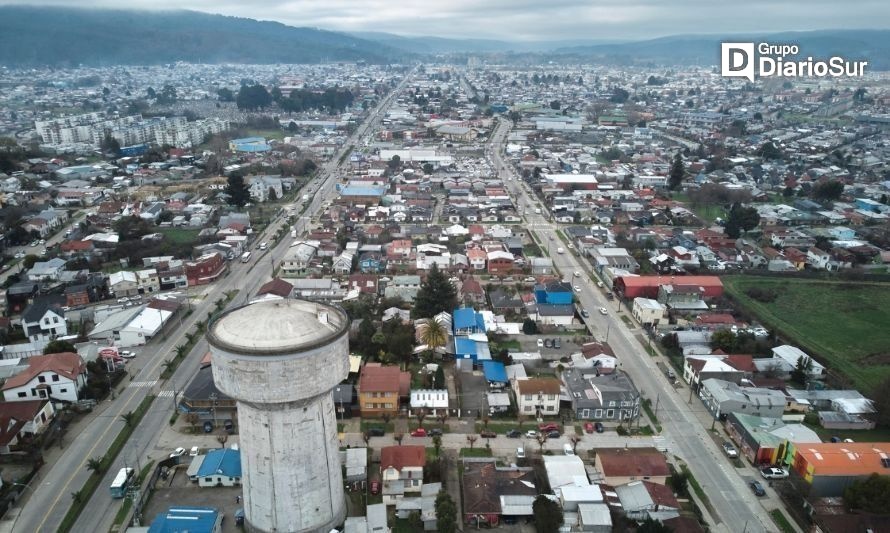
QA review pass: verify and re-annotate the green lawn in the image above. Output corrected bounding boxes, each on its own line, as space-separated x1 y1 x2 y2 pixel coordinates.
691 203 725 223
159 228 201 245
769 509 796 533
459 447 493 458
724 276 890 391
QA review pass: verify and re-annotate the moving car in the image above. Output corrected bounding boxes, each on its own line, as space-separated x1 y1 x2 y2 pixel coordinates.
573 285 581 292
547 430 561 439
580 309 590 318
599 307 608 315
506 429 522 438
120 351 135 358
749 480 766 497
760 467 789 480
410 428 427 437
722 442 739 458
428 428 443 437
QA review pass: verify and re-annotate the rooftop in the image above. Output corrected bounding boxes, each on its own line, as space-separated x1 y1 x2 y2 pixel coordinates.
208 299 348 355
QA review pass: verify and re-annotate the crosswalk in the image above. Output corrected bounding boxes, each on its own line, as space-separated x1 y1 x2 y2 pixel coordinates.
156 390 177 398
127 380 157 389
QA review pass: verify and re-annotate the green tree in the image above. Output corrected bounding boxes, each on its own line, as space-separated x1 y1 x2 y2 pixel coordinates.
354 318 377 357
434 365 446 389
522 318 538 335
637 516 672 532
422 163 434 175
812 180 845 202
669 471 689 496
44 339 77 354
790 356 813 386
508 110 522 123
532 495 563 533
100 132 121 157
224 174 251 208
757 141 782 160
120 411 136 427
236 83 273 110
549 100 560 110
871 377 890 428
710 329 737 353
388 155 401 171
724 202 760 238
432 434 443 457
668 152 684 190
844 473 890 513
417 319 448 357
412 264 457 319
435 490 457 533
22 254 39 270
217 88 235 102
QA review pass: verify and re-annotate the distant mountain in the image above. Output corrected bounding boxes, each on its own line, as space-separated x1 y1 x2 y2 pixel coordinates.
552 30 890 70
0 6 404 67
351 31 624 54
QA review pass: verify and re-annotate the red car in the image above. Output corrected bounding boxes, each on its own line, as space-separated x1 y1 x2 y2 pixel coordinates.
370 480 380 495
584 422 594 434
480 430 497 439
410 428 427 437
538 423 560 432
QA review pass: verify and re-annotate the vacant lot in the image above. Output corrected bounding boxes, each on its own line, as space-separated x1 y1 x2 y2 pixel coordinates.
724 276 890 392
159 227 202 245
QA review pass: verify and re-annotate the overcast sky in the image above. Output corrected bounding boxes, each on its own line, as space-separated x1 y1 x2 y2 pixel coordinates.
2 0 888 41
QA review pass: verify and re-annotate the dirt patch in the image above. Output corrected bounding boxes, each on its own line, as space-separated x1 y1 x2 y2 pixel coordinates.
858 352 890 366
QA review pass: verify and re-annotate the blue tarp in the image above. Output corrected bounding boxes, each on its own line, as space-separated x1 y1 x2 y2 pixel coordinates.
482 361 507 383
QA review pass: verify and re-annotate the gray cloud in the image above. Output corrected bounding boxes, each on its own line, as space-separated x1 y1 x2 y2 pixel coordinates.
1 0 887 41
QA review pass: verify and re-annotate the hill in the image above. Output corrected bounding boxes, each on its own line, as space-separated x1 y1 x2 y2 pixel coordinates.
0 6 404 66
552 29 890 69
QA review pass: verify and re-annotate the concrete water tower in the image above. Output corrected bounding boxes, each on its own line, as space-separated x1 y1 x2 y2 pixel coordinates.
209 299 349 533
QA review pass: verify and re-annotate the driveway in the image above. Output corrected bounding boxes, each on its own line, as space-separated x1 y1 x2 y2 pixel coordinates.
456 370 487 418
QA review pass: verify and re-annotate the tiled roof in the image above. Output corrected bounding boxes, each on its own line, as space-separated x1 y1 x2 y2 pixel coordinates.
597 447 670 478
380 445 425 471
2 353 85 391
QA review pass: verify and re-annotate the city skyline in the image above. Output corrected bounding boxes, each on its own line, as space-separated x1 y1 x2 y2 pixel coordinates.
0 0 887 42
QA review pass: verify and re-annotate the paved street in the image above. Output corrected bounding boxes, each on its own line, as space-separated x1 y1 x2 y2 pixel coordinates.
490 119 775 533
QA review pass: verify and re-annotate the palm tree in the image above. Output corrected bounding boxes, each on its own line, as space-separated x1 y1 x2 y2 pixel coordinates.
120 411 135 427
417 318 447 358
86 456 103 475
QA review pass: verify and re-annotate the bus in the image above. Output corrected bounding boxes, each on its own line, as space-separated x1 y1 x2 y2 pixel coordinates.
110 467 134 499
240 251 252 263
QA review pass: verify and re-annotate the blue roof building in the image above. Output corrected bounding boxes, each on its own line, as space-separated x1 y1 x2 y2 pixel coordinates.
339 185 387 198
453 308 485 335
534 281 573 306
196 448 242 487
229 137 270 153
482 361 508 384
149 506 223 533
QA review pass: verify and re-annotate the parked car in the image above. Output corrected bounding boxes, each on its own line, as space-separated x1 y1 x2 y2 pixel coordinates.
189 446 200 457
428 428 443 437
544 338 552 348
410 428 427 437
573 285 581 292
367 427 385 437
170 447 186 458
580 309 590 318
202 421 214 433
760 467 789 480
224 419 235 434
538 422 560 432
480 431 497 439
594 422 604 433
120 351 135 358
547 430 561 439
750 480 766 497
506 429 522 438
370 480 380 495
525 430 538 438
536 338 544 348
722 442 738 458
553 338 561 349
584 422 594 434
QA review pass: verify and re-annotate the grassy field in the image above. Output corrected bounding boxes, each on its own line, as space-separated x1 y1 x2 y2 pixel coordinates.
159 227 201 245
724 276 890 391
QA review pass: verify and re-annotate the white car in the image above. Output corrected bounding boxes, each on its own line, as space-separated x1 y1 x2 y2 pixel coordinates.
189 446 200 457
536 338 544 348
170 447 187 458
760 467 789 479
599 307 608 315
120 351 136 359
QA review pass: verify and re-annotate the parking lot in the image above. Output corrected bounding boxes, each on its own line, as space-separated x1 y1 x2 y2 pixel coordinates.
141 461 243 532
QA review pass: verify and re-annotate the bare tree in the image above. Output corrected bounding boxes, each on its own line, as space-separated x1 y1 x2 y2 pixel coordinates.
466 435 478 450
416 408 428 429
362 431 371 445
394 432 404 446
536 433 548 453
184 412 199 432
570 435 582 453
216 432 228 448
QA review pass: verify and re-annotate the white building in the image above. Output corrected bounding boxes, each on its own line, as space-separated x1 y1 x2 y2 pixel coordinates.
409 389 448 416
1 352 87 404
631 298 666 326
515 378 560 418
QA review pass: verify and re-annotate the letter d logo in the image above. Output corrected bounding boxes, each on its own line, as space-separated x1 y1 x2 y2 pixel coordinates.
721 42 755 82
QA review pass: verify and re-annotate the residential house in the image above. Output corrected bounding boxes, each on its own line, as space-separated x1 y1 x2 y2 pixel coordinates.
724 412 821 465
1 352 87 404
248 175 284 202
631 298 666 326
515 378 561 418
562 368 641 422
22 298 67 342
280 243 318 276
394 482 441 531
683 355 750 390
699 378 786 420
109 270 139 296
614 480 679 521
0 400 55 454
347 274 378 296
461 460 537 527
771 345 825 380
136 268 160 294
254 278 294 302
358 363 410 418
27 258 67 282
380 445 426 505
384 275 421 302
332 251 354 276
595 447 670 486
358 252 385 273
410 389 448 416
486 251 515 274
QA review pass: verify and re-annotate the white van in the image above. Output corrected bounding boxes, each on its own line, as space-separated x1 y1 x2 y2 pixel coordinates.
563 443 574 456
517 447 525 459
